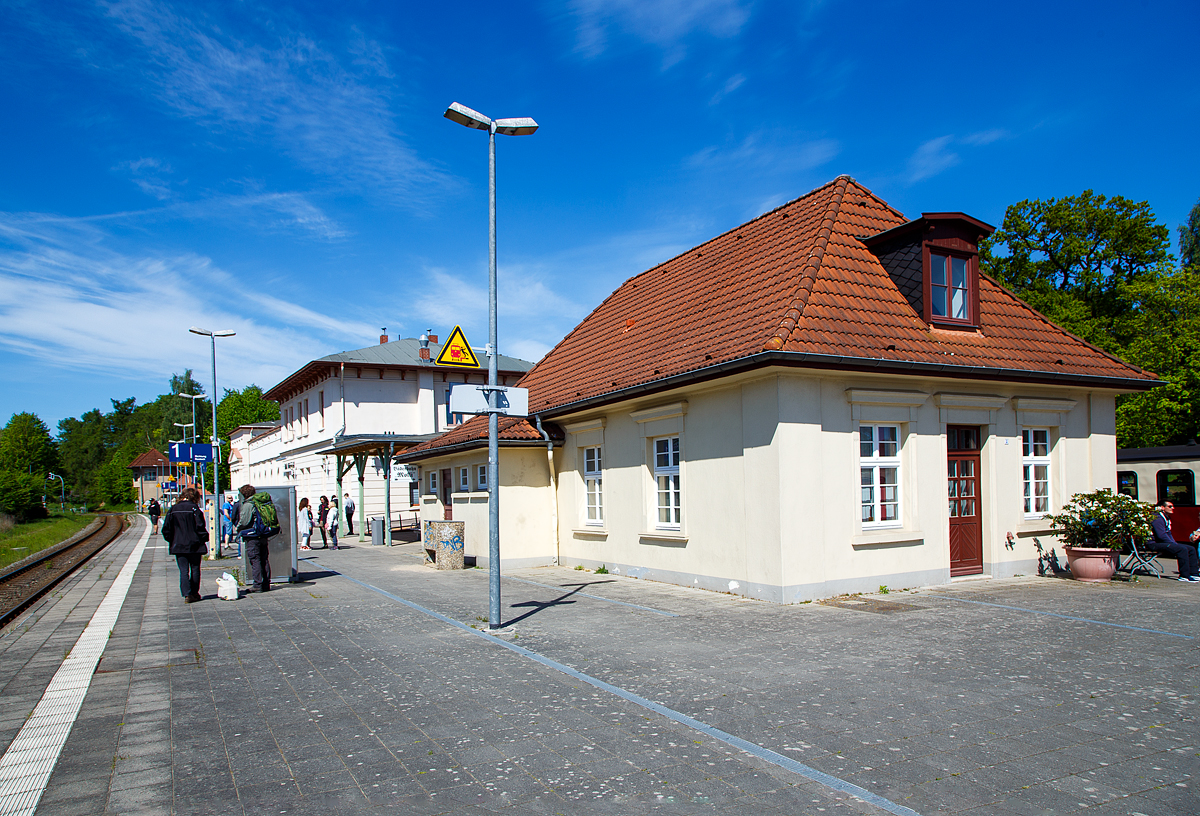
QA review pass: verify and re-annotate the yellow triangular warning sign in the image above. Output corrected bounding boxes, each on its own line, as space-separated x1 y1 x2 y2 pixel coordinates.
434 325 481 368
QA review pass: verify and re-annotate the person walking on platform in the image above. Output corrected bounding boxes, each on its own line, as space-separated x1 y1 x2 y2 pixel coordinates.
1150 501 1200 582
162 487 208 603
147 498 161 534
220 495 236 555
298 497 313 550
317 496 329 549
234 485 273 593
344 492 355 535
326 498 340 550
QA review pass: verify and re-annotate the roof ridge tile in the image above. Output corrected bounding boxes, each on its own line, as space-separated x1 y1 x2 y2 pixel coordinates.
762 176 850 351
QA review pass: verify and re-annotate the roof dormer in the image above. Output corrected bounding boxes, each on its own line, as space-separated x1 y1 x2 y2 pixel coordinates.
863 212 994 330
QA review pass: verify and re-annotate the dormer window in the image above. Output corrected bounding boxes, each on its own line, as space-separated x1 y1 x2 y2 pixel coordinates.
863 212 994 332
929 251 970 323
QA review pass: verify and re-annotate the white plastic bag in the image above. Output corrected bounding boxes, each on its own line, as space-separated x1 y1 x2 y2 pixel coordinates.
216 572 239 601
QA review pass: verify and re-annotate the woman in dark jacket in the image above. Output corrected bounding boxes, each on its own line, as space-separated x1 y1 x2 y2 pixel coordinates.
163 487 209 603
147 498 161 534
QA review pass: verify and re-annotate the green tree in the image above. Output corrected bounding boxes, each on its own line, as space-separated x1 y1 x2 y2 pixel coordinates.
1180 197 1200 269
1114 265 1200 446
0 413 58 476
981 190 1171 352
0 470 46 521
981 191 1197 447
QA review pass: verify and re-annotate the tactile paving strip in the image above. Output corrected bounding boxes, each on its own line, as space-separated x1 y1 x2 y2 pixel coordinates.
0 521 149 816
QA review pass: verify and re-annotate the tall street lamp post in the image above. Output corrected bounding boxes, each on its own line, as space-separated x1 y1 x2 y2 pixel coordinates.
443 101 538 630
190 327 236 560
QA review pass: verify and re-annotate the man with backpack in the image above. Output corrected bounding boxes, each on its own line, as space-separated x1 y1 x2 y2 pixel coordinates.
234 484 279 593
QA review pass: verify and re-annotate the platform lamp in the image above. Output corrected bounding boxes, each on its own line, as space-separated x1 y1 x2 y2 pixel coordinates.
190 327 236 559
443 101 538 630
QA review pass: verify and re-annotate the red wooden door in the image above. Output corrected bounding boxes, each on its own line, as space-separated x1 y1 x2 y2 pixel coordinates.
440 468 453 520
948 426 983 576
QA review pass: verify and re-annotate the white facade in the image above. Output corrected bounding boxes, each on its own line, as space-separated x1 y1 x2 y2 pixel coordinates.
240 338 531 531
408 368 1120 600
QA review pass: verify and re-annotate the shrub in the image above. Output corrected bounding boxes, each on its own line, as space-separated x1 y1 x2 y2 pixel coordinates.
1049 488 1153 550
0 471 47 522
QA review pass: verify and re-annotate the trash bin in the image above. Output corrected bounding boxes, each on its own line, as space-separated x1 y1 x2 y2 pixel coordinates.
424 521 465 569
371 517 386 547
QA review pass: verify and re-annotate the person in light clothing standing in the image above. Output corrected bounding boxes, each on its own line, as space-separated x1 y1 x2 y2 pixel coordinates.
343 492 355 535
297 497 313 550
326 498 340 550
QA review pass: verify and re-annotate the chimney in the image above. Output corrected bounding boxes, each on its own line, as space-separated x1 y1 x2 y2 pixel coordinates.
428 333 439 345
419 329 431 361
379 327 388 345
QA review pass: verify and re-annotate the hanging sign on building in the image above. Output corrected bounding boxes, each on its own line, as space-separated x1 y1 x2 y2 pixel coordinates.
434 325 481 368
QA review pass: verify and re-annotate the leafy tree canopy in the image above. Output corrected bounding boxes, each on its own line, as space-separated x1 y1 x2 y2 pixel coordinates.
983 190 1200 447
981 190 1171 354
1180 197 1200 269
0 412 58 476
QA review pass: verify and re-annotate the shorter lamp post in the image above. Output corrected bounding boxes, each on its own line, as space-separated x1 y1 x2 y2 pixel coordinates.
47 472 65 511
189 327 235 560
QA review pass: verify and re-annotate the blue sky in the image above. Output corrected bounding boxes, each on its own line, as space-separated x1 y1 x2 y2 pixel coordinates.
2 0 1197 429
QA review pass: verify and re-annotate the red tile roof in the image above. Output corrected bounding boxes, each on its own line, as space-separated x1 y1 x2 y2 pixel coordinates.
396 415 561 461
519 176 1157 417
128 449 169 468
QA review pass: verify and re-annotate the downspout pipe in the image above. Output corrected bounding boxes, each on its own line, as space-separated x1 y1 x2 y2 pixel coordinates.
535 414 559 565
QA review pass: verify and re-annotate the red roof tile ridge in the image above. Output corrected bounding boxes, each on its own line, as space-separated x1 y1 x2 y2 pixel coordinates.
977 270 1154 378
762 176 850 351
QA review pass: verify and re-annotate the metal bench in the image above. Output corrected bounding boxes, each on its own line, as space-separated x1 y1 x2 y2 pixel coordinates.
1118 536 1163 577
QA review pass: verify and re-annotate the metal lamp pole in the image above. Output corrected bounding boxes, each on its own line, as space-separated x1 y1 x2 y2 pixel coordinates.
190 327 236 559
173 421 195 496
180 393 207 496
47 472 65 511
444 101 537 630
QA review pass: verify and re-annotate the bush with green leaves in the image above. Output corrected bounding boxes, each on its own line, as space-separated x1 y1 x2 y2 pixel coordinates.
1049 488 1153 550
0 470 48 522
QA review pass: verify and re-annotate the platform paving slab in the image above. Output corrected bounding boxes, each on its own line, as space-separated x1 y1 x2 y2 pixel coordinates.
0 524 1195 814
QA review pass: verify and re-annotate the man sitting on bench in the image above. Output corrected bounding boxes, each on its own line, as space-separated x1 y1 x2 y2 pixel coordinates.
1150 501 1200 582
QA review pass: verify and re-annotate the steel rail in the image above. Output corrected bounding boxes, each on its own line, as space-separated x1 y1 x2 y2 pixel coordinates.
0 514 127 629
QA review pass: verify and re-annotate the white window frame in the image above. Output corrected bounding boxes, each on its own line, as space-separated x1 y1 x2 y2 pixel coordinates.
1022 428 1051 517
428 470 438 496
653 436 681 530
477 464 488 490
583 446 603 526
459 467 469 492
318 390 325 430
860 424 901 528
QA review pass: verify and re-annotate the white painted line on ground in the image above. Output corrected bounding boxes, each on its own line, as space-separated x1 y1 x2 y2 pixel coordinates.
318 561 920 816
0 519 150 815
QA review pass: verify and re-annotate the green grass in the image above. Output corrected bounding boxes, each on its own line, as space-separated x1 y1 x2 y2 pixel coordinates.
0 514 97 570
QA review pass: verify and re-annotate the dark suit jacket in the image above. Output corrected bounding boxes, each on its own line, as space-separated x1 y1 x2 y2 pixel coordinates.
1150 513 1178 550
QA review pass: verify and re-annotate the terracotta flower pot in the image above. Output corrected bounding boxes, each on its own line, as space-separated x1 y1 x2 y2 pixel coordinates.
1063 546 1119 582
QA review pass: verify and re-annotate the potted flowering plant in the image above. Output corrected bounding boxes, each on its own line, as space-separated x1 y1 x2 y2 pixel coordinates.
1048 489 1154 581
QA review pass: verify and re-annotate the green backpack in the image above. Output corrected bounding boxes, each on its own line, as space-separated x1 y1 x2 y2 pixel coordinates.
245 493 281 538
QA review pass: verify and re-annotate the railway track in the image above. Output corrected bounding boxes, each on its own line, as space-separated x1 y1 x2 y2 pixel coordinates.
0 514 128 629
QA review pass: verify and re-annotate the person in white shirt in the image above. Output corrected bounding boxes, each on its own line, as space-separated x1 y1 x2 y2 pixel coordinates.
343 493 356 535
327 498 340 550
297 497 313 550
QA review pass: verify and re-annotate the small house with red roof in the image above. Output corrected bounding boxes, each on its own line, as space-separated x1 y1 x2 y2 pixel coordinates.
397 177 1159 602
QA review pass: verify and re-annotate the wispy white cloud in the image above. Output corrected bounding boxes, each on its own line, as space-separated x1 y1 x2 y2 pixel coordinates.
906 129 1010 182
99 0 449 208
688 131 839 175
709 73 746 105
0 212 376 391
907 135 960 182
567 0 752 61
